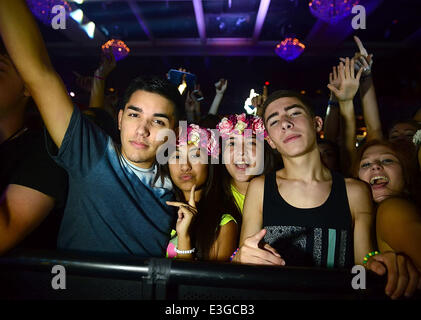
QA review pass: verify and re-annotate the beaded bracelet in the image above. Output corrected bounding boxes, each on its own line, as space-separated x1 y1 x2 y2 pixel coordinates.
175 247 195 255
363 251 380 264
229 248 240 262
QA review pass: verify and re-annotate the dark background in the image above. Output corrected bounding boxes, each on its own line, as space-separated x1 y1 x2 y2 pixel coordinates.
36 0 421 132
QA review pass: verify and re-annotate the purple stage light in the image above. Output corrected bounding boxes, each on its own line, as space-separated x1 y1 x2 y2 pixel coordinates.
309 0 359 24
26 0 72 26
275 38 305 61
101 39 130 62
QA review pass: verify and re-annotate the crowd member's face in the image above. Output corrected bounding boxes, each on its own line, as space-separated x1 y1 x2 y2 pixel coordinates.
223 134 259 183
318 143 339 171
388 122 417 143
168 144 208 193
358 145 405 203
118 90 175 169
264 97 322 158
0 53 29 117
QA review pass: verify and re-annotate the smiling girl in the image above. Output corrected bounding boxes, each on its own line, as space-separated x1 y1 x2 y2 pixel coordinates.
355 140 421 269
217 114 273 215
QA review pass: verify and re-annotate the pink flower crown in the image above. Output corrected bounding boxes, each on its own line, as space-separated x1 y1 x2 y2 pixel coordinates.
176 124 219 159
216 113 267 140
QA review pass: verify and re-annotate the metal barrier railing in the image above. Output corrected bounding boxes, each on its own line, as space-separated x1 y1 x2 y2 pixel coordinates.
0 249 393 300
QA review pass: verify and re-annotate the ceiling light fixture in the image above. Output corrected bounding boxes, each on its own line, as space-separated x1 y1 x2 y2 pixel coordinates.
308 0 359 24
26 0 72 26
275 37 305 61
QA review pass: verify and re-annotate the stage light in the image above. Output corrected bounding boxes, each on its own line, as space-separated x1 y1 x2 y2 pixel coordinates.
82 22 95 39
309 0 359 24
275 38 305 61
69 91 75 97
101 39 130 61
26 0 72 26
70 8 83 24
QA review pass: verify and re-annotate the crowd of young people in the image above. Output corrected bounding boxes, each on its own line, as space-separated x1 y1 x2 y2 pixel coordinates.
1 0 420 300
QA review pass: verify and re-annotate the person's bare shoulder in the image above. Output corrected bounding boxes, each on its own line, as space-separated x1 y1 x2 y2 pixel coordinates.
245 175 265 206
248 174 265 190
345 177 372 201
344 178 374 219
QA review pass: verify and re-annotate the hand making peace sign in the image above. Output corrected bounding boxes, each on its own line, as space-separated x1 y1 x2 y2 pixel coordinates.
166 185 198 238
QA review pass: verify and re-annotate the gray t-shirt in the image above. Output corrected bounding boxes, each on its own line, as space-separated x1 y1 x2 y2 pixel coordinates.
47 106 175 257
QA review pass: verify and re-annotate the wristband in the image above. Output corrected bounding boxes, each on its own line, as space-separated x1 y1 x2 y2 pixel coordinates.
229 247 240 262
94 75 105 80
363 251 380 264
175 247 196 255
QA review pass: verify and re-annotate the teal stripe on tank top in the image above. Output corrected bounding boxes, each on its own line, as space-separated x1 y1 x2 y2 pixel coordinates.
327 229 336 268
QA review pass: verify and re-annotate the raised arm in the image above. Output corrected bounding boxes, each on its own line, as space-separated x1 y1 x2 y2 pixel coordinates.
327 58 363 175
343 37 382 141
0 0 73 148
208 79 227 115
355 38 382 141
89 50 117 111
323 66 341 144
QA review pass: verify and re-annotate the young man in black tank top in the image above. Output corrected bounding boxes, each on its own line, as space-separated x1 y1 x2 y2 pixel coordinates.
232 60 420 299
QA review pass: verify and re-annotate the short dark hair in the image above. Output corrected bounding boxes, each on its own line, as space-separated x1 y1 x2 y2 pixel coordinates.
119 76 183 126
261 90 315 122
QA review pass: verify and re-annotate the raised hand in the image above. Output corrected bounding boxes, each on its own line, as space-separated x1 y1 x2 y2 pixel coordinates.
329 66 341 91
95 50 116 79
166 185 198 237
232 229 285 266
215 78 228 95
340 36 373 79
327 58 363 102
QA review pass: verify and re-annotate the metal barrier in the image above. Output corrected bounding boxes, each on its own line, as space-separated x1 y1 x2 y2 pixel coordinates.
0 249 395 300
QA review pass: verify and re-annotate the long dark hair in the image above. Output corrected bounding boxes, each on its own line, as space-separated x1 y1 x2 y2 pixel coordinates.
164 157 241 260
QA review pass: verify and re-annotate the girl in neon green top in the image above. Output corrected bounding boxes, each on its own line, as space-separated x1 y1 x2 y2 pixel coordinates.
165 124 241 261
217 114 274 214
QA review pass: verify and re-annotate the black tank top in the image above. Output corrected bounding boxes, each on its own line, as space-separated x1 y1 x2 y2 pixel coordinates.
263 170 354 269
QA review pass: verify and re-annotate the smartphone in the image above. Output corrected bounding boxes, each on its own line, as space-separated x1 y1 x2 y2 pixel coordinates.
167 69 196 90
192 89 204 102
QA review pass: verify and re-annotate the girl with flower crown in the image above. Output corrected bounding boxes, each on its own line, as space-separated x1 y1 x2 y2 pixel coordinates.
216 114 274 215
164 124 242 261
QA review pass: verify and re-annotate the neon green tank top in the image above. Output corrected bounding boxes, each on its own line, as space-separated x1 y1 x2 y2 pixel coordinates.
231 184 245 214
